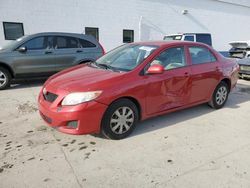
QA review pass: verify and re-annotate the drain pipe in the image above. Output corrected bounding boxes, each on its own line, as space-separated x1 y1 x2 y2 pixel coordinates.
139 16 143 41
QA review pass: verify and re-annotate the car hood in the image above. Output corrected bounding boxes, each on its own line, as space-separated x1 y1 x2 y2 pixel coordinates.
237 58 250 65
0 48 10 54
46 64 126 93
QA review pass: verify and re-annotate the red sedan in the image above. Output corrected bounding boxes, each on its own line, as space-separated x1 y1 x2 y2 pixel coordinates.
38 41 239 139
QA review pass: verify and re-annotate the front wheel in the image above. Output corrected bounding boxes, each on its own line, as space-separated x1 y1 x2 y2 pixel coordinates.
0 67 11 90
208 82 229 109
101 99 139 140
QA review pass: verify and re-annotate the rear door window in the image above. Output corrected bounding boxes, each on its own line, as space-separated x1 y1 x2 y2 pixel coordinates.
189 46 216 65
67 37 78 48
56 36 67 49
55 36 79 49
45 36 54 49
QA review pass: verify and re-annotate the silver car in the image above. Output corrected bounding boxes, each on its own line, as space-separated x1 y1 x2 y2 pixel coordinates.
0 32 104 89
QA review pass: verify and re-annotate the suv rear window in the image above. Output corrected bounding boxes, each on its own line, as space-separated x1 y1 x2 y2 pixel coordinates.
196 34 212 46
79 39 96 48
184 35 194 41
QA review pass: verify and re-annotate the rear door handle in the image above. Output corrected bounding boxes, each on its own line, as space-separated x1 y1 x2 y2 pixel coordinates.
76 50 83 53
184 72 190 77
45 51 53 54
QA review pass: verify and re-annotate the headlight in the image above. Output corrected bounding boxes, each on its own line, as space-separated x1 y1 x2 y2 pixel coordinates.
61 91 102 106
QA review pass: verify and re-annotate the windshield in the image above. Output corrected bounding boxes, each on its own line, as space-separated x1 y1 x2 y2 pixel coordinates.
163 35 182 41
95 44 158 71
0 35 28 50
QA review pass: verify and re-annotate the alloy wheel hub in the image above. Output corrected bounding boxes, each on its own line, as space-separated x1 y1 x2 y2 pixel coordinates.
216 86 227 105
0 71 7 87
110 107 134 134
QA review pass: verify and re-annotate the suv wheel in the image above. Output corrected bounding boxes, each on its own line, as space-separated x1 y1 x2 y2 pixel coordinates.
0 67 11 90
209 82 229 109
101 99 139 140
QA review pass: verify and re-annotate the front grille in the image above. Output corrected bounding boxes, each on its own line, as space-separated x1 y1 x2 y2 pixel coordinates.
43 92 58 103
240 65 250 71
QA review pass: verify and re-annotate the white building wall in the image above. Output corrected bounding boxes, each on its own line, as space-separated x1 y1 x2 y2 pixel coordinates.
0 0 250 51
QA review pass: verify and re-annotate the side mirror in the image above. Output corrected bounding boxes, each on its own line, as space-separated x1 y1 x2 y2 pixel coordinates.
17 46 27 53
147 64 164 74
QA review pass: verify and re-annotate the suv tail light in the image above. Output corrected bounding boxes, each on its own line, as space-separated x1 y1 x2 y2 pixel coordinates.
98 41 105 54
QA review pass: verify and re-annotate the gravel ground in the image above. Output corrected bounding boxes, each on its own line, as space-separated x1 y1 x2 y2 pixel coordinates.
0 79 250 188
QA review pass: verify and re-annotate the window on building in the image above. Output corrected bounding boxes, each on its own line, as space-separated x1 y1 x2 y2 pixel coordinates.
85 27 99 41
189 46 217 65
3 22 24 40
152 47 186 70
23 37 46 50
123 30 134 43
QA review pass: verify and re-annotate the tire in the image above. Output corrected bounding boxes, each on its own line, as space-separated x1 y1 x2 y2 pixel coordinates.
0 67 11 90
208 81 229 109
101 99 139 140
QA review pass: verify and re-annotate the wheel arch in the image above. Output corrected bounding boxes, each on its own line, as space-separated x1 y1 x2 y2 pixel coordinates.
220 78 231 92
209 78 231 101
108 96 142 121
0 62 14 78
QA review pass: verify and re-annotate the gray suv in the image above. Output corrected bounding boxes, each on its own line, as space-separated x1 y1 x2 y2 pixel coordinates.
0 32 104 89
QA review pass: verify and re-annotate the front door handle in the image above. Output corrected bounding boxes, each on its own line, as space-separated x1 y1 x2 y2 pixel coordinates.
184 72 190 77
45 51 53 54
76 50 83 53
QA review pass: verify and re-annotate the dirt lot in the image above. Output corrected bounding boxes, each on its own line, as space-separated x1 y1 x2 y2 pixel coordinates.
0 79 250 188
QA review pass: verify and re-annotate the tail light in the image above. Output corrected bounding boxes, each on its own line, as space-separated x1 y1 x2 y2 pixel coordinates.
98 41 105 55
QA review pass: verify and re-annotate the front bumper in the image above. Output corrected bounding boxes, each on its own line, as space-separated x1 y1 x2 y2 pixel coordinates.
38 92 108 135
239 65 250 78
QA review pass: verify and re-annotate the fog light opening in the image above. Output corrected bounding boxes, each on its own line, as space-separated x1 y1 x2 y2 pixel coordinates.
67 121 78 129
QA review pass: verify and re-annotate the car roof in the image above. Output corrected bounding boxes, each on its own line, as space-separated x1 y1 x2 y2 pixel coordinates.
133 40 209 47
25 32 97 42
23 32 99 45
29 32 84 37
164 33 211 36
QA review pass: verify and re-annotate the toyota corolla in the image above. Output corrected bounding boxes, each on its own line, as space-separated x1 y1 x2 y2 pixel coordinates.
38 41 239 139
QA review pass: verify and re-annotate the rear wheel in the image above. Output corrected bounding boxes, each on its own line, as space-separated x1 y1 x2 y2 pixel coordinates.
209 82 229 109
0 67 11 90
101 99 139 140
